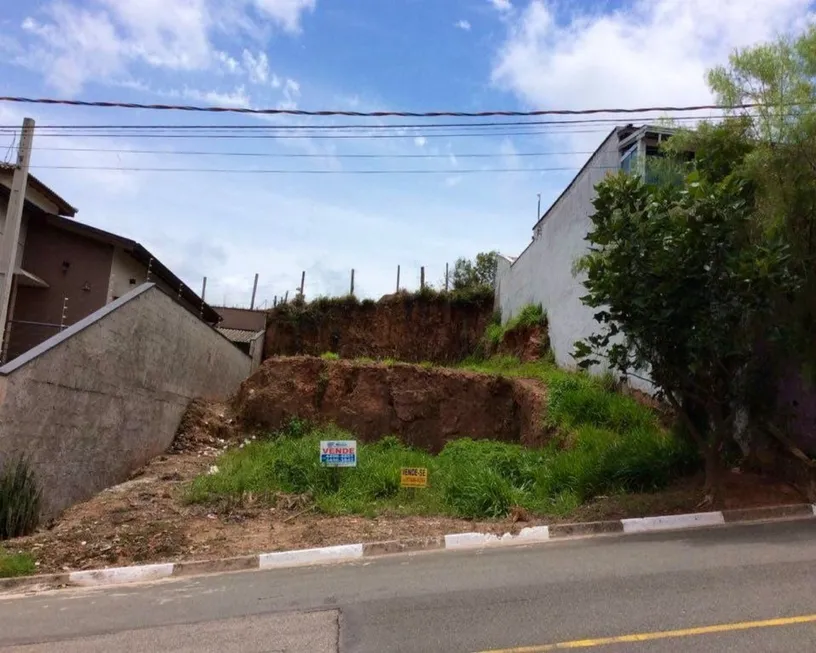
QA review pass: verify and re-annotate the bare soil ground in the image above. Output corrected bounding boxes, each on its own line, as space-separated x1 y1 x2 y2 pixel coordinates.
3 401 805 576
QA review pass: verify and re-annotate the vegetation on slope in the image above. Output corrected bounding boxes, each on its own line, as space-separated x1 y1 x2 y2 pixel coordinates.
189 358 696 519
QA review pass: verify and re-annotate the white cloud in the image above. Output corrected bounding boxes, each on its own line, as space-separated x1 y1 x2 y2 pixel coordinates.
16 0 314 94
455 19 472 31
492 0 813 114
489 0 513 12
241 49 270 84
414 136 427 147
183 85 251 107
278 77 301 109
252 0 316 33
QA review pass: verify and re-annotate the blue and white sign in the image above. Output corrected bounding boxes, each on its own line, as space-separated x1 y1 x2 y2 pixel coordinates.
320 440 357 467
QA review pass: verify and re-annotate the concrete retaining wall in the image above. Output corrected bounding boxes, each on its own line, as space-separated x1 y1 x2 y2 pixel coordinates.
0 283 251 518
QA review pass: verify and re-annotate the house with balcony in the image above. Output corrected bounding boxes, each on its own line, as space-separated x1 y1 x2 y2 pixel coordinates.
493 124 677 378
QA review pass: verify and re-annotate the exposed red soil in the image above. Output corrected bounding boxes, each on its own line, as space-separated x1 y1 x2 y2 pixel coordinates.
234 357 551 451
497 325 550 362
264 293 493 363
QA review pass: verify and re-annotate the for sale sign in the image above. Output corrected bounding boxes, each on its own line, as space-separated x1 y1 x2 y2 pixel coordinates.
400 467 428 488
320 440 357 467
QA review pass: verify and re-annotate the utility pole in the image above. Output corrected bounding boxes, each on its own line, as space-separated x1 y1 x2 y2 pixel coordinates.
0 118 34 353
250 273 259 310
201 276 207 302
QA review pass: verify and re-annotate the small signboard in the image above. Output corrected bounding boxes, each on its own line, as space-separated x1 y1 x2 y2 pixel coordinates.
400 467 428 488
320 440 357 467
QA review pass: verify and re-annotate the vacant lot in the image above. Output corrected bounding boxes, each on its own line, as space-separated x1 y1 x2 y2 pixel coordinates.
1 358 805 576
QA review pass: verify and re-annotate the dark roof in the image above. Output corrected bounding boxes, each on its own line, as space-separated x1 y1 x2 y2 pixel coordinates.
217 327 264 343
38 213 221 324
0 163 77 217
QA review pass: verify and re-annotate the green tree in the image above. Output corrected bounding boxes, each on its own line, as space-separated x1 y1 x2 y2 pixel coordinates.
574 169 799 505
451 251 498 290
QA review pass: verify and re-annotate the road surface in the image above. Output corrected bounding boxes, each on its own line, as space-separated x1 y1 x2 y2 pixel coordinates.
1 519 815 652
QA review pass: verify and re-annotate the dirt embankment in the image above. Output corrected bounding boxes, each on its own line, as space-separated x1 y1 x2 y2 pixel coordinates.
496 325 550 362
234 357 548 451
264 294 493 363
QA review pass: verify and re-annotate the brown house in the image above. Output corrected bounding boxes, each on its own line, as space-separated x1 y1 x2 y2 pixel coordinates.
214 306 266 370
0 166 219 362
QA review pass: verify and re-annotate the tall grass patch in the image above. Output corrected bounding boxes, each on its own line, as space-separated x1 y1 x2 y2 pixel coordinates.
0 457 41 540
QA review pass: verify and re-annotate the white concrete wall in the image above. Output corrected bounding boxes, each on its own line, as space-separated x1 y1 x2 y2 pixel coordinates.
495 131 621 372
107 246 147 301
0 283 251 518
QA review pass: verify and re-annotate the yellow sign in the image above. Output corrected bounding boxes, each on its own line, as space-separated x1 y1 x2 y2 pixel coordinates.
400 467 428 488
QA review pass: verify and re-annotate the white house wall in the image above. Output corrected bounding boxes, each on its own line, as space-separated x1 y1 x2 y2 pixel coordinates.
495 131 621 372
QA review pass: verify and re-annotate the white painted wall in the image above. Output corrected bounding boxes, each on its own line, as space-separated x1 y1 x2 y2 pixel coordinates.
495 130 621 373
107 246 147 302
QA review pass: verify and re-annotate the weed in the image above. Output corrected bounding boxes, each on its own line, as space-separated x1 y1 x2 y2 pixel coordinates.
0 548 35 578
0 456 41 540
320 352 340 361
507 303 546 331
418 361 434 369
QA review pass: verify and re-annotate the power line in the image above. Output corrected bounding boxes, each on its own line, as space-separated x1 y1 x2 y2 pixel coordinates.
0 127 682 140
0 114 729 131
32 164 620 174
20 145 597 159
0 95 776 116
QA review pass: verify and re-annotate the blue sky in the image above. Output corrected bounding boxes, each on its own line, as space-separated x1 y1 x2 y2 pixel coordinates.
0 0 813 306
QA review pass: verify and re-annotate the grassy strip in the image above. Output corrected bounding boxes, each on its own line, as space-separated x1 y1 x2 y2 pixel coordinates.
188 360 696 520
0 548 35 578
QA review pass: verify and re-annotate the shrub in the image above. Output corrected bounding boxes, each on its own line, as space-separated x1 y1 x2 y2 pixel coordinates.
0 549 35 578
0 457 41 540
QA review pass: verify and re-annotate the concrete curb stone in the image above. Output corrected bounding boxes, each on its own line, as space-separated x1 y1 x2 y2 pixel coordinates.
1 503 813 595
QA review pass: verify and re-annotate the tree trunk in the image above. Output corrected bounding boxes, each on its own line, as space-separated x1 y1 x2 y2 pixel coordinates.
702 443 723 509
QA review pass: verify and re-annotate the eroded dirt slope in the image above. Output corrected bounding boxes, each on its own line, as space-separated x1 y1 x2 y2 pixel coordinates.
235 357 549 451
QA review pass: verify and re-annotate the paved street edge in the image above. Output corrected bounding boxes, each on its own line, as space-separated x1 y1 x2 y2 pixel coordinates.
3 503 814 594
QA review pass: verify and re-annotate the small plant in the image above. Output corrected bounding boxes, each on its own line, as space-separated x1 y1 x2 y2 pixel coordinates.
0 456 41 540
0 548 35 578
418 361 434 369
320 351 340 361
506 303 546 331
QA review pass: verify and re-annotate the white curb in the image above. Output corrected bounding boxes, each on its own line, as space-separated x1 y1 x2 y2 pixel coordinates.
444 526 550 550
621 511 725 534
258 543 364 569
68 562 174 587
517 526 551 541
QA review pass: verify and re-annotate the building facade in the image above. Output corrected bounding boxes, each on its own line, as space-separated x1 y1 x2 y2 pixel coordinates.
0 167 220 362
494 124 674 378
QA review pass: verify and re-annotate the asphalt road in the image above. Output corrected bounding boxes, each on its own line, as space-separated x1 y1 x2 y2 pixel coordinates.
1 519 815 652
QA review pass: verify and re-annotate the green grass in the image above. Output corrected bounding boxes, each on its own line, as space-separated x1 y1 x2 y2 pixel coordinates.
320 351 340 361
188 369 696 520
0 456 41 540
482 303 547 350
0 548 35 578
